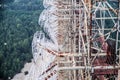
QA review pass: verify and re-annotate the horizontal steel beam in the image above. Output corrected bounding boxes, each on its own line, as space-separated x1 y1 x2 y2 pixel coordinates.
58 66 120 70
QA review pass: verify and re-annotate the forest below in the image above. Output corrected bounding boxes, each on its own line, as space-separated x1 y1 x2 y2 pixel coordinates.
0 0 43 79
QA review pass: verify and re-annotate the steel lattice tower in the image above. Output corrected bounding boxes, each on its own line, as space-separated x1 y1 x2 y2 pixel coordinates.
13 0 120 80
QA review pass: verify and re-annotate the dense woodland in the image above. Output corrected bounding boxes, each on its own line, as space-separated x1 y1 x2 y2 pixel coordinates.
0 0 119 80
0 0 43 79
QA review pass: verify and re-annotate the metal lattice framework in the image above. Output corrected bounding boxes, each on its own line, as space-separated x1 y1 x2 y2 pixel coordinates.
56 0 120 80
12 0 120 80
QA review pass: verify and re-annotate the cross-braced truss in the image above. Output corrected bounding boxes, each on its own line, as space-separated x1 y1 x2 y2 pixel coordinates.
56 0 120 80
25 0 120 80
